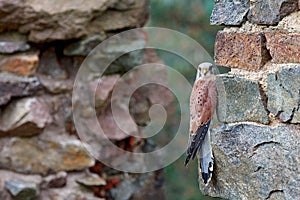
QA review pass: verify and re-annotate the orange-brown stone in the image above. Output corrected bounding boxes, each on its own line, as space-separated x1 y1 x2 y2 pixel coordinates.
214 31 270 71
0 54 38 76
265 31 300 63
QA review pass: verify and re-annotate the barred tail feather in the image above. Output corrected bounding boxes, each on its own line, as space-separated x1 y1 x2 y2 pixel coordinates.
185 120 210 166
199 129 214 185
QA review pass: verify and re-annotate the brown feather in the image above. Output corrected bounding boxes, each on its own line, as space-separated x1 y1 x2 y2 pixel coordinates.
189 79 217 135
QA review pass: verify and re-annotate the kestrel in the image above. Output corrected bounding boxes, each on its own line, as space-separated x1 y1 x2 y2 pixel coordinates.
185 62 217 185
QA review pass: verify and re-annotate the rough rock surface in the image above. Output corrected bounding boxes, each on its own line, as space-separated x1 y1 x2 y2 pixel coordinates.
0 170 42 200
5 180 39 200
40 172 103 200
0 32 30 54
210 0 249 25
0 42 30 54
247 0 298 25
267 66 300 123
63 34 107 56
0 137 95 175
0 0 149 43
0 73 41 106
0 97 52 137
0 53 39 76
41 172 67 189
265 31 300 63
216 74 269 124
110 171 165 200
201 124 300 200
0 0 169 199
214 31 270 70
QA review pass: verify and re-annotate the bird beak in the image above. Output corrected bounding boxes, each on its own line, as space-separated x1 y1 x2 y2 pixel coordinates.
201 68 209 75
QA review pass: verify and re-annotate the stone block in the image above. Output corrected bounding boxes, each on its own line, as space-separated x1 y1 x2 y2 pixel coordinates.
0 73 41 106
210 0 249 25
265 32 300 63
5 180 39 200
267 66 300 123
0 0 149 43
0 97 52 137
0 32 30 54
0 137 95 175
0 42 30 54
215 31 270 70
216 74 269 124
248 0 298 25
201 123 300 200
0 53 39 76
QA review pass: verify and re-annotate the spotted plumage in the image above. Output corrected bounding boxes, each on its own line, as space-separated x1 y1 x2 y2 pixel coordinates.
185 62 217 185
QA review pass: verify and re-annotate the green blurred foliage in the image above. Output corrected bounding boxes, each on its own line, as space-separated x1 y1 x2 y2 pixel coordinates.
148 0 220 56
147 1 223 200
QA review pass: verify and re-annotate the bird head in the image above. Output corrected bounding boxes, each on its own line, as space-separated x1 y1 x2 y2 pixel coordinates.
196 62 217 79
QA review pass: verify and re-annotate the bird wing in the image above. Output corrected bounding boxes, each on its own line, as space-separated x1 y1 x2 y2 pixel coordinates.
185 79 216 166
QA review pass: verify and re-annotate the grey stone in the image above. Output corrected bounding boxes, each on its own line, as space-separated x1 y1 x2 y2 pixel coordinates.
0 72 41 106
5 180 39 200
201 124 300 200
247 0 298 25
0 42 30 54
64 34 107 56
37 75 73 94
111 172 165 200
0 32 30 54
85 30 146 75
40 172 103 200
0 170 42 200
210 0 250 25
216 74 269 124
267 66 300 123
0 97 52 137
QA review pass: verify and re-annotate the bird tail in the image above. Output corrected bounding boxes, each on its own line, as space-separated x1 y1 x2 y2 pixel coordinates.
198 129 214 185
184 121 210 166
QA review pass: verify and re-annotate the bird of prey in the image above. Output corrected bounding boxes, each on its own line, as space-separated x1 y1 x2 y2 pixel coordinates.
185 62 217 185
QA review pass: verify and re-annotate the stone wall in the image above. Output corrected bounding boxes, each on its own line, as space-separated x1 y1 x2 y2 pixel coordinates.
0 0 168 200
203 1 300 200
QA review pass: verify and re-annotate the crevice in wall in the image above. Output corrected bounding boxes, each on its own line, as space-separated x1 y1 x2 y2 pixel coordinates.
258 82 269 115
252 141 281 152
266 189 284 199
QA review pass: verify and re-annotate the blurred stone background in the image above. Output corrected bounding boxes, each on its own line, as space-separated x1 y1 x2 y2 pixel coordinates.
0 0 168 199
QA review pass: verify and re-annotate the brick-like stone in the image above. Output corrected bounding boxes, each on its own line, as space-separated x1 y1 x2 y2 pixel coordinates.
247 0 298 25
210 0 249 25
267 66 300 123
0 97 52 137
215 31 270 70
0 42 30 54
0 53 39 76
265 32 300 63
0 0 148 43
0 137 95 175
216 74 269 124
0 72 41 106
